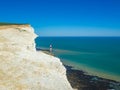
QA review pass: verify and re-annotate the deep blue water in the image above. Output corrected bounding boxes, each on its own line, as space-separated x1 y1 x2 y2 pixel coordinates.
35 37 120 79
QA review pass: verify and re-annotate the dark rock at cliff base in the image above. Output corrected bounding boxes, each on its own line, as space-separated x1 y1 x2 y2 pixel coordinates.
64 65 120 90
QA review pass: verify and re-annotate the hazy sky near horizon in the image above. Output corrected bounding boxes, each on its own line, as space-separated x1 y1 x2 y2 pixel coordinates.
0 0 120 36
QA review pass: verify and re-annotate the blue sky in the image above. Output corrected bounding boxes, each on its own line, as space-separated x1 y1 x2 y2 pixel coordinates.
0 0 120 36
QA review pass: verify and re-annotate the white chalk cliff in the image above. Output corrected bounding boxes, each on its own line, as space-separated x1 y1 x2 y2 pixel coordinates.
0 25 73 90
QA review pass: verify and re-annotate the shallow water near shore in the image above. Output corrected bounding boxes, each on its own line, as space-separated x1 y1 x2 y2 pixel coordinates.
35 37 120 81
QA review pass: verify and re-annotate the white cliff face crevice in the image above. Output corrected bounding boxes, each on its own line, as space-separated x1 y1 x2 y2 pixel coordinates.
0 25 73 90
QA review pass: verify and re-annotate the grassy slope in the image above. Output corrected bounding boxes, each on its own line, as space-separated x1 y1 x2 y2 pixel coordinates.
0 22 29 26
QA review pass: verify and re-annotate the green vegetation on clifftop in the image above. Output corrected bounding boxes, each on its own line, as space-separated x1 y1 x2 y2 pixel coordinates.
0 22 29 26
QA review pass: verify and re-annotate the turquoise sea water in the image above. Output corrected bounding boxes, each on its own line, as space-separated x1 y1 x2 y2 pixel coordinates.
35 37 120 81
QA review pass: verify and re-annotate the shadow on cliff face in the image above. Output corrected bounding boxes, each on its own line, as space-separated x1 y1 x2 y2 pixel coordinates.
34 37 39 50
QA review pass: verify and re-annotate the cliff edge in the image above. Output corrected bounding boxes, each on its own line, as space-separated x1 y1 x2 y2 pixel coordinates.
0 25 73 90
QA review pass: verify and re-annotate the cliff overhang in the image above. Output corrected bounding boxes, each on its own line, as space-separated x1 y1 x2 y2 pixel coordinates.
0 24 73 90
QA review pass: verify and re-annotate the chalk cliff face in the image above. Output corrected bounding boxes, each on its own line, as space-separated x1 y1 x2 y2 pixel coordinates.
0 25 73 90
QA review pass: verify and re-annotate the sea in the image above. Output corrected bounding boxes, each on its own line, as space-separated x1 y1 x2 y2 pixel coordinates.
35 37 120 81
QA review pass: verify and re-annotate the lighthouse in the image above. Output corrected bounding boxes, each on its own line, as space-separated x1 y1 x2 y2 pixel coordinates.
49 44 52 52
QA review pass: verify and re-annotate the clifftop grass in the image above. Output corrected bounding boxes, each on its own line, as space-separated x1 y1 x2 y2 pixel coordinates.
0 22 29 26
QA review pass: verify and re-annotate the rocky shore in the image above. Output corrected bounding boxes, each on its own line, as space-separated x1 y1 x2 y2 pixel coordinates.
65 65 120 90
